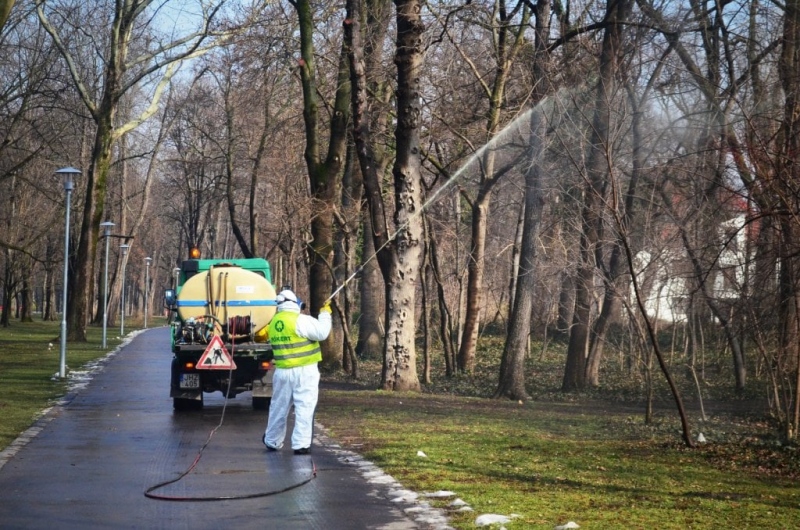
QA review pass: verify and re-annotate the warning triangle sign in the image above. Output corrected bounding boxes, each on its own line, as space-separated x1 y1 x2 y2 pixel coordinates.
196 335 237 370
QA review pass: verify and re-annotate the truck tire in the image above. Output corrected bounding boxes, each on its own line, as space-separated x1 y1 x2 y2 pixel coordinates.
173 397 203 411
252 397 271 410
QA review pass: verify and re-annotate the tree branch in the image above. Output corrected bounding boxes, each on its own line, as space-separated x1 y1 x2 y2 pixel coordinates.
35 0 97 118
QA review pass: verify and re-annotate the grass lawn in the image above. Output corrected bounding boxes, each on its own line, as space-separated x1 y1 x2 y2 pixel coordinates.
0 319 125 450
316 390 800 529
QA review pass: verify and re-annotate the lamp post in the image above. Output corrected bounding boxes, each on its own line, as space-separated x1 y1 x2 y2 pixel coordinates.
100 221 115 348
57 167 81 380
120 244 129 336
144 257 152 328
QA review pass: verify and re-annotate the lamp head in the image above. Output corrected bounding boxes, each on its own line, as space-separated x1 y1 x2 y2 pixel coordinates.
55 167 81 191
100 221 114 236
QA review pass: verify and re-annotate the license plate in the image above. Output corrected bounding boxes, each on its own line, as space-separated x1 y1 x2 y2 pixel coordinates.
179 373 200 389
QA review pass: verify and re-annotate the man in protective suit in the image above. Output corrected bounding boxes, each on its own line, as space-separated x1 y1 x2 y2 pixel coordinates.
262 289 331 454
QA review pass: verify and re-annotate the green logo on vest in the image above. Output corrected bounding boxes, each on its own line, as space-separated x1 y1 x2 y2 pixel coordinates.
275 321 285 332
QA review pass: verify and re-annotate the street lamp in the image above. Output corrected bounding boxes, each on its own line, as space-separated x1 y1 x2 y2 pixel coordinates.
57 167 81 380
100 221 115 348
144 257 152 328
120 244 129 336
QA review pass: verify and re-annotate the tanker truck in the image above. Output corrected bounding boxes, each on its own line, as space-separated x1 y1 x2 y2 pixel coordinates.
164 255 277 411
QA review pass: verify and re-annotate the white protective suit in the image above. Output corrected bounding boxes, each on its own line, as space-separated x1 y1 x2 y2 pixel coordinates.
262 292 331 452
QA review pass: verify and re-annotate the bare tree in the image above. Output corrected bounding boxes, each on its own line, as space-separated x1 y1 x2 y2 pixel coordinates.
37 0 240 341
563 0 633 392
495 0 551 400
423 1 530 374
288 0 351 368
352 0 392 362
347 0 425 390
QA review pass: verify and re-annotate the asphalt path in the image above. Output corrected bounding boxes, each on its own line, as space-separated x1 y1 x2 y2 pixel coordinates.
0 328 445 530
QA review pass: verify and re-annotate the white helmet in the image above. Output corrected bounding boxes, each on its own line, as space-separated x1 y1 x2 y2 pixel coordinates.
276 289 298 304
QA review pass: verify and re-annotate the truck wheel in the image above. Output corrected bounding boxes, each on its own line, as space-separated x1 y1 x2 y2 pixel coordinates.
173 397 203 411
252 397 271 410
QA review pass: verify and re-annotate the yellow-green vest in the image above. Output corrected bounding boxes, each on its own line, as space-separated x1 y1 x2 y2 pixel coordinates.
268 311 322 368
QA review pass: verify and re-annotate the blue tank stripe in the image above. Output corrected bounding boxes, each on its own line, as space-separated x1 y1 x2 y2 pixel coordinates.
177 300 278 307
176 301 206 307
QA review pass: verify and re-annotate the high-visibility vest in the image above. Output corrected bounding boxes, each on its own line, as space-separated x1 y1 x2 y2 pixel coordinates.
268 311 322 368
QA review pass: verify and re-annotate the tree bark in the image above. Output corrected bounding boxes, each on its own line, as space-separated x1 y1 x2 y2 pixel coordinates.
350 0 391 362
494 109 544 400
334 143 361 373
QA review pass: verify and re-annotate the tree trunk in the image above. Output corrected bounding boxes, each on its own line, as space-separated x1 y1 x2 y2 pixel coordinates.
19 274 32 322
494 0 550 400
347 0 422 390
456 2 531 374
66 47 122 343
421 255 432 385
43 257 56 322
585 81 649 387
458 193 490 373
377 0 425 392
355 212 385 359
334 143 362 374
1 247 11 327
429 230 455 376
294 0 351 368
507 198 524 315
778 0 800 440
563 0 631 392
494 109 545 400
349 0 390 362
225 83 254 259
67 152 107 342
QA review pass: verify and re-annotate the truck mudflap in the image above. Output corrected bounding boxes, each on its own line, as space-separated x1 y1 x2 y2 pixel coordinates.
171 389 203 400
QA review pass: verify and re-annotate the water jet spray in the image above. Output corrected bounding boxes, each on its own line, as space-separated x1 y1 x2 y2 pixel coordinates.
325 107 535 304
